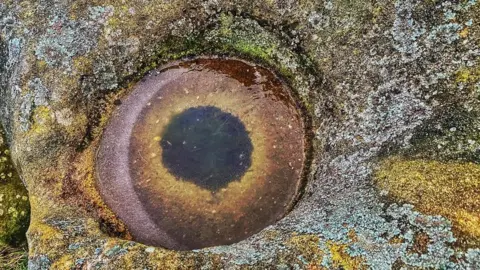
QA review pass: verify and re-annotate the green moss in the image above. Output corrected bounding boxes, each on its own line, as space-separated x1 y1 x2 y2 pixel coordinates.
0 129 30 247
0 128 30 270
0 244 28 270
219 13 234 37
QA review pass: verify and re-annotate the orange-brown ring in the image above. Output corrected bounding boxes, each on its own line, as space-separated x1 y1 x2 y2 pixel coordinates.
96 58 306 250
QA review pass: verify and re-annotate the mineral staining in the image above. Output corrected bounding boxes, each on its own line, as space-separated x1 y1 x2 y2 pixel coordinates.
160 106 253 191
97 58 307 250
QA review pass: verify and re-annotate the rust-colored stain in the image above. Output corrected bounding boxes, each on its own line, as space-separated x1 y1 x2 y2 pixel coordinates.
96 58 308 250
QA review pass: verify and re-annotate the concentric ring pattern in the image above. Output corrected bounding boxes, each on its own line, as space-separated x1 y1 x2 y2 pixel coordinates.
96 58 308 250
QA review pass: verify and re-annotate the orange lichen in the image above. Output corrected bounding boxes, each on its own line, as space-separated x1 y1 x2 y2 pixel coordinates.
347 229 359 243
70 142 130 239
388 236 404 245
409 232 430 255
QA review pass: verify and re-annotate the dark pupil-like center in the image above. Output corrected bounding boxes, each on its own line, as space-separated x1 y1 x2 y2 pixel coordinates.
160 106 253 191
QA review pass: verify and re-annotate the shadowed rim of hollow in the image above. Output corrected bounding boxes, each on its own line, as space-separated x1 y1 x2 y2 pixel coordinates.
95 66 189 249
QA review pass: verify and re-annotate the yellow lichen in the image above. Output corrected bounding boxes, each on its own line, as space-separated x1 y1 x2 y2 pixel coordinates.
96 90 129 135
146 249 187 269
72 56 93 74
455 65 480 83
50 254 74 270
372 5 383 24
285 234 324 267
18 1 35 20
375 157 480 244
459 27 469 38
29 106 54 135
36 60 48 73
28 220 65 256
0 134 30 246
263 229 280 241
327 241 366 270
388 236 404 245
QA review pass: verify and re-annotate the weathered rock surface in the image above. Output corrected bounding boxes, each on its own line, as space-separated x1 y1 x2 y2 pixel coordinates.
0 0 479 269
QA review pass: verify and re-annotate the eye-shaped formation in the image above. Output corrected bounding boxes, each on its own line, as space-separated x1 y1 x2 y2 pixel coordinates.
96 58 308 250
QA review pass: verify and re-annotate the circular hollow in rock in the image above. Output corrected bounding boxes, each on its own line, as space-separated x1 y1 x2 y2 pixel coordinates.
96 58 308 250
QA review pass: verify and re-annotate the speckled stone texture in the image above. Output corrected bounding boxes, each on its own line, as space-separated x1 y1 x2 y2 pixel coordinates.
0 0 479 269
